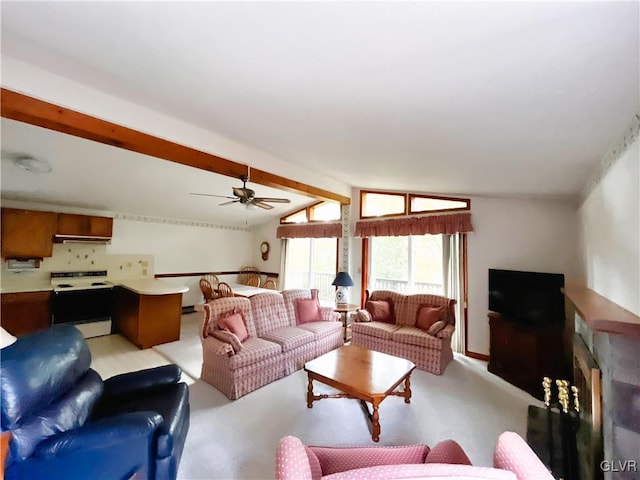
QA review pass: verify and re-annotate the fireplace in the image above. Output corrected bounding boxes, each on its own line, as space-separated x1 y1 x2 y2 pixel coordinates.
573 334 603 480
565 286 640 480
526 334 603 480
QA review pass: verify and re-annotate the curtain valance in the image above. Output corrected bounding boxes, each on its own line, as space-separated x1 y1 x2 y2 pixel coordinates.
276 222 343 239
354 213 473 237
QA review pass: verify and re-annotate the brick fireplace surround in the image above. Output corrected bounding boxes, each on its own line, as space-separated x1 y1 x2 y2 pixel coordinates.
565 287 640 480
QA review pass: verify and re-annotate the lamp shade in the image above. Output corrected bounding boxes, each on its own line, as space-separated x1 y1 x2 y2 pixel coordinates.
332 272 354 287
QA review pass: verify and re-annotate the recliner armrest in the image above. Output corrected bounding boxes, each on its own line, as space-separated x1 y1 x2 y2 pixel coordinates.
6 412 163 480
102 364 182 398
33 412 163 459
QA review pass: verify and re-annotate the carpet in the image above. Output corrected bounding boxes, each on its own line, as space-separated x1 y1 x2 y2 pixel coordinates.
154 314 540 479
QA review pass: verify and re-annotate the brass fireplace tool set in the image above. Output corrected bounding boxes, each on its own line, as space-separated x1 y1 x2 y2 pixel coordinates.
542 377 580 480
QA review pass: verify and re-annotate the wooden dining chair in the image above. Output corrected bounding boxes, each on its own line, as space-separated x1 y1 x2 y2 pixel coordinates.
199 278 216 302
217 281 234 298
238 266 261 286
202 274 219 290
262 279 278 290
245 276 261 287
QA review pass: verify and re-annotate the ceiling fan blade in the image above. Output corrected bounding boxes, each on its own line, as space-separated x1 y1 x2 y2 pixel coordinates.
219 199 241 206
252 200 274 210
252 197 291 204
190 192 236 199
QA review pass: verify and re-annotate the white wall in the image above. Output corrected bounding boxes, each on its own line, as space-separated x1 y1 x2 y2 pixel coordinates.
466 197 580 354
578 136 639 315
109 218 253 306
250 218 283 278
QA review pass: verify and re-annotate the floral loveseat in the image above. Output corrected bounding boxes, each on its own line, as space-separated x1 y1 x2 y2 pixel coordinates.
200 289 343 399
276 432 553 480
351 290 456 374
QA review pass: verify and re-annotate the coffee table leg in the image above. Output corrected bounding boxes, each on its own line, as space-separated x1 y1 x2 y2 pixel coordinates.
404 374 412 404
307 375 314 408
371 400 381 442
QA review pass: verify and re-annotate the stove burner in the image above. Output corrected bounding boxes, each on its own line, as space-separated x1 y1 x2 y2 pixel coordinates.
91 282 107 286
57 284 74 288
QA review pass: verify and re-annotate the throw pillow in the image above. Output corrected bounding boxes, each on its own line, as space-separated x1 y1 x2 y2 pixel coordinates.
416 306 444 331
295 298 322 324
355 309 372 322
212 329 243 354
427 320 447 337
217 310 249 342
365 299 395 323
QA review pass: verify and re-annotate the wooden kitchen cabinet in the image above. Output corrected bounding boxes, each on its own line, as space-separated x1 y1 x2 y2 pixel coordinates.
1 291 52 337
1 208 57 259
112 287 181 349
56 213 113 238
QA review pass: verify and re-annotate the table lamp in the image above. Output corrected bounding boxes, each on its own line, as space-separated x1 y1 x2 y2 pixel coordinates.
332 271 354 306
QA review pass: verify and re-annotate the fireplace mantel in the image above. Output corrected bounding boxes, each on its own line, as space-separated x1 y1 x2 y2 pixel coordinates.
564 286 640 337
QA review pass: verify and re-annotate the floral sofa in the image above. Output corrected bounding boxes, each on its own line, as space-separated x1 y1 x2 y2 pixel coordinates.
276 432 553 480
200 289 343 400
351 290 456 374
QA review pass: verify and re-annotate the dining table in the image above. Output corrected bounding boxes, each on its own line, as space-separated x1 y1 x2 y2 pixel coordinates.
226 282 279 297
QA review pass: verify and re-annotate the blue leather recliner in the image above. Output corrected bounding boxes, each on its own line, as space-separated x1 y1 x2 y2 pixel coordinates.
1 324 190 480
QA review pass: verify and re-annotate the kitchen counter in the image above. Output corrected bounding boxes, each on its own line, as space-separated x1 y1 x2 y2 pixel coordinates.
0 283 53 294
112 279 188 349
114 278 189 296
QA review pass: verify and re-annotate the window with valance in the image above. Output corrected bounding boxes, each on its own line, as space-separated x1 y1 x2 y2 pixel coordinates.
278 201 341 302
355 212 473 237
358 190 471 354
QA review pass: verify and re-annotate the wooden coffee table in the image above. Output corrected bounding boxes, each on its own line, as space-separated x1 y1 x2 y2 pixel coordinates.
304 345 416 442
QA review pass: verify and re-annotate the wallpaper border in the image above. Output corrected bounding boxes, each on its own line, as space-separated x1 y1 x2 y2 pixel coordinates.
580 113 640 204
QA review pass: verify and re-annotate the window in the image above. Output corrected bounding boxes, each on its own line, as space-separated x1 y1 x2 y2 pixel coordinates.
358 189 470 354
369 235 444 295
409 194 470 214
282 210 308 224
284 238 337 303
360 191 406 218
281 201 341 223
360 191 470 219
309 202 341 221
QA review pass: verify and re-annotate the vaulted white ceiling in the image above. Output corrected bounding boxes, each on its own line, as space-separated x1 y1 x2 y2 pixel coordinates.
1 1 638 222
1 118 313 226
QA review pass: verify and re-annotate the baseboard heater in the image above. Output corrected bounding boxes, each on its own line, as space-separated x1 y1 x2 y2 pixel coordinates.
182 305 196 314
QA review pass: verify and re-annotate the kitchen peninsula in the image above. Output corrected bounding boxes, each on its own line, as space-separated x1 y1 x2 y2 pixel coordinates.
112 278 188 349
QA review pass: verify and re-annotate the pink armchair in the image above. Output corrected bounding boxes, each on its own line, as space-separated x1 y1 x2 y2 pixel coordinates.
276 432 553 480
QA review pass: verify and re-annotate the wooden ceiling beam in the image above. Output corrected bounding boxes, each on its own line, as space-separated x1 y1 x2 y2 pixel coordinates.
249 167 349 204
1 88 350 205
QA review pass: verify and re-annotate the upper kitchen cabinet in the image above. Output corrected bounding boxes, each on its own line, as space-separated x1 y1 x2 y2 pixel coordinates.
1 208 57 259
56 213 113 239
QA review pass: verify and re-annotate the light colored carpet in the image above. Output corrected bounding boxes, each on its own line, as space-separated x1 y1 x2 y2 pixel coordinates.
149 313 541 480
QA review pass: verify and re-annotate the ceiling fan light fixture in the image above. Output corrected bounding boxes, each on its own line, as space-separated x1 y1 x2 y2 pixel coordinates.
191 175 291 211
14 155 52 173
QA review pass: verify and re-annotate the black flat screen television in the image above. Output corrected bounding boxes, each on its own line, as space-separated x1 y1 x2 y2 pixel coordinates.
489 268 565 325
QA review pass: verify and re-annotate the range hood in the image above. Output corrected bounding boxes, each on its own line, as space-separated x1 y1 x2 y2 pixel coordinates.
54 234 112 244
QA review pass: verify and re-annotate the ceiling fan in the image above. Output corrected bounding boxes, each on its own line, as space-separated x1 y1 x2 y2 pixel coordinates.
190 175 291 210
